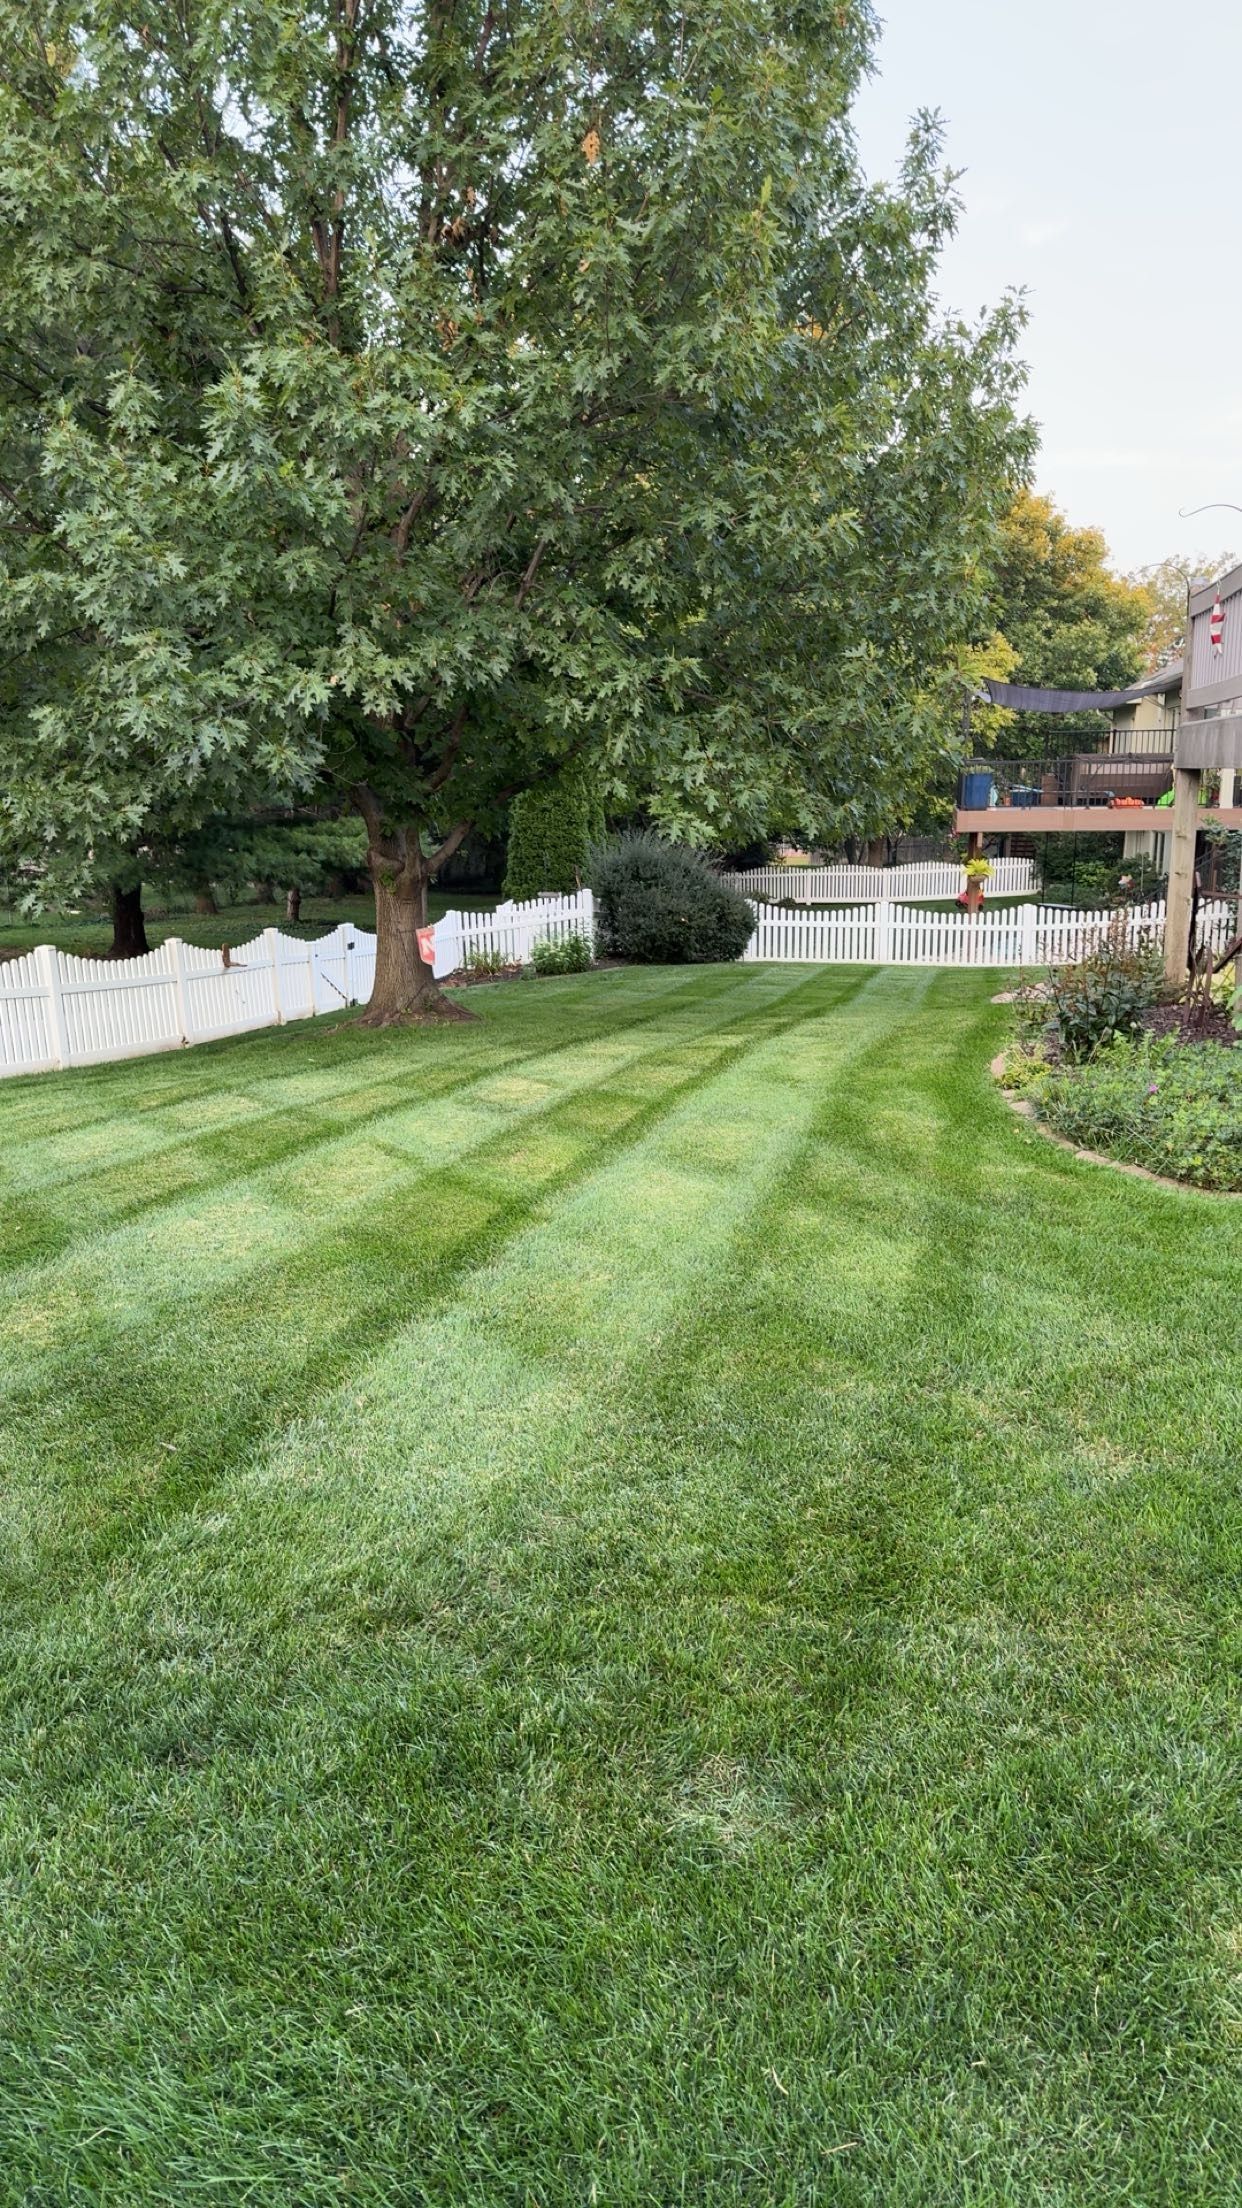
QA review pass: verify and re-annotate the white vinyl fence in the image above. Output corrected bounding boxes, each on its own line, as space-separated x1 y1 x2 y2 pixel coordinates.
722 857 1038 903
742 896 1236 967
0 893 596 1079
1 888 1232 1081
429 889 595 978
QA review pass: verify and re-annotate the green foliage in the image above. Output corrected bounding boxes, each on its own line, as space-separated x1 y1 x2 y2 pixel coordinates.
531 930 593 976
1127 549 1236 670
463 945 510 978
0 0 1031 966
1042 932 1162 1060
591 833 754 964
503 764 602 901
991 492 1152 747
1028 1035 1242 1191
160 818 368 905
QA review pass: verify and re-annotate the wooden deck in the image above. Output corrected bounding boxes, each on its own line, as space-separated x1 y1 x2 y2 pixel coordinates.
954 804 1242 835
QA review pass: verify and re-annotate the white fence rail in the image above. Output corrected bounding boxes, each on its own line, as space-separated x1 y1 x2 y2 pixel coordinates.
742 896 1235 967
0 895 596 1079
1 888 1232 1081
0 923 385 1078
429 889 594 978
722 858 1038 903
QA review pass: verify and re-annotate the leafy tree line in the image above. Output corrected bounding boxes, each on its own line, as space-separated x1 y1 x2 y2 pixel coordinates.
0 0 1031 1011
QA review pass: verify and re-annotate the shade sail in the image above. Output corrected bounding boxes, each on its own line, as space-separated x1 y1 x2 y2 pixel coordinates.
984 669 1178 714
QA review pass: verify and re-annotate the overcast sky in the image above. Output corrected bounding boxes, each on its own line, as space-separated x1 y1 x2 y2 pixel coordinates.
853 0 1242 577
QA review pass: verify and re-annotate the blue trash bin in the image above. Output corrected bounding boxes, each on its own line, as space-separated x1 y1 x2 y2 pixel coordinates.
959 771 994 809
1011 785 1039 808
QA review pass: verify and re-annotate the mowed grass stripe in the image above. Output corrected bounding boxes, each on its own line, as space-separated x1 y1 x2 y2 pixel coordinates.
0 968 1235 2206
0 961 780 1270
0 975 928 2208
0 965 872 1604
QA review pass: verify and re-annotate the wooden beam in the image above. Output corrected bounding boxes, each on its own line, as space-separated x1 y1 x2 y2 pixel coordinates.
1163 767 1201 985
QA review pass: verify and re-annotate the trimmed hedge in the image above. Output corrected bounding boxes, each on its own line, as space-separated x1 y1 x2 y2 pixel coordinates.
503 762 606 901
590 834 754 965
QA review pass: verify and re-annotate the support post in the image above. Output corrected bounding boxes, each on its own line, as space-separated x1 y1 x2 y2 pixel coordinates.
262 926 284 1023
1163 766 1201 984
1018 900 1038 970
167 936 192 1044
34 943 70 1069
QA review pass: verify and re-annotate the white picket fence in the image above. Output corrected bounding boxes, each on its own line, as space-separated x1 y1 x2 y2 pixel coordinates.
722 857 1038 903
1 887 1233 1081
0 923 384 1078
742 896 1236 967
0 893 597 1078
429 889 595 978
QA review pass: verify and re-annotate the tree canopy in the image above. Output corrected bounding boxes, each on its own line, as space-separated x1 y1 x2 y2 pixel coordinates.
0 0 1031 1013
987 492 1152 747
1126 549 1238 673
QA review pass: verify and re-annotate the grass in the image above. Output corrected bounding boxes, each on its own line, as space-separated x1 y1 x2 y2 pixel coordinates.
0 887 497 956
0 963 1237 2205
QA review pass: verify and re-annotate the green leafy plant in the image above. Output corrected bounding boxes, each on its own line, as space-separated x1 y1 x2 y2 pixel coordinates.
0 3 1031 1023
1032 1034 1242 1191
463 946 509 978
1044 929 1162 1060
963 856 993 882
590 836 754 965
531 930 593 976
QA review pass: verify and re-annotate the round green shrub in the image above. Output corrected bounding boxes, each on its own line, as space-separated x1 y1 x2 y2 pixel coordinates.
590 834 754 965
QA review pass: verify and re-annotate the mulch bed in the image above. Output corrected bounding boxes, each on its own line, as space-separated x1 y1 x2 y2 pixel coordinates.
1141 1001 1237 1049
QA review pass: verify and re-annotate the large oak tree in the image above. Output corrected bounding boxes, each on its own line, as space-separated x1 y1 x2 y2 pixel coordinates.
0 1 1030 1016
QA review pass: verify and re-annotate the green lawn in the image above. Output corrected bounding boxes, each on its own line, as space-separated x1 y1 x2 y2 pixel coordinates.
0 964 1236 2204
0 886 496 957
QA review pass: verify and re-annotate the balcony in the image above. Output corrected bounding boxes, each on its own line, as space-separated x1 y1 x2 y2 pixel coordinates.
955 753 1185 835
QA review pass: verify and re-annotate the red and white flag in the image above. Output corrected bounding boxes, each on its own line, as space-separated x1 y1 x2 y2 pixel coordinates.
1210 593 1225 655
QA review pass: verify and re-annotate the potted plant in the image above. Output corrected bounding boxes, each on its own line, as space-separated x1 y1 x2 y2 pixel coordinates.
962 855 993 913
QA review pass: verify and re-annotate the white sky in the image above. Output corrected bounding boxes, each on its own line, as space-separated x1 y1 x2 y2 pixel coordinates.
853 0 1242 575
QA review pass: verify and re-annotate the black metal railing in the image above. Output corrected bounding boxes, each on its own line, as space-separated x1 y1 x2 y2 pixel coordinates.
961 755 1175 810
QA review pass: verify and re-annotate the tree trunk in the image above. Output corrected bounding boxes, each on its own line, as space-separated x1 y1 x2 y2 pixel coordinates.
107 880 149 959
359 828 472 1026
194 882 218 914
285 883 301 923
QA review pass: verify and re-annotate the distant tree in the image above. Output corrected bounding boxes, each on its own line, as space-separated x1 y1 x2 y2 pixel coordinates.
1126 551 1238 672
991 492 1152 747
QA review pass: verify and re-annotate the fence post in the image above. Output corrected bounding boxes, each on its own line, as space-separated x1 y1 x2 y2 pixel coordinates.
1018 902 1038 969
166 935 193 1043
33 943 70 1069
874 900 893 964
433 911 460 980
263 926 285 1023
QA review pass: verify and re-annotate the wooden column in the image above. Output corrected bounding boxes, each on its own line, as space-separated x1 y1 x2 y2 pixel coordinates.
1162 766 1201 984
